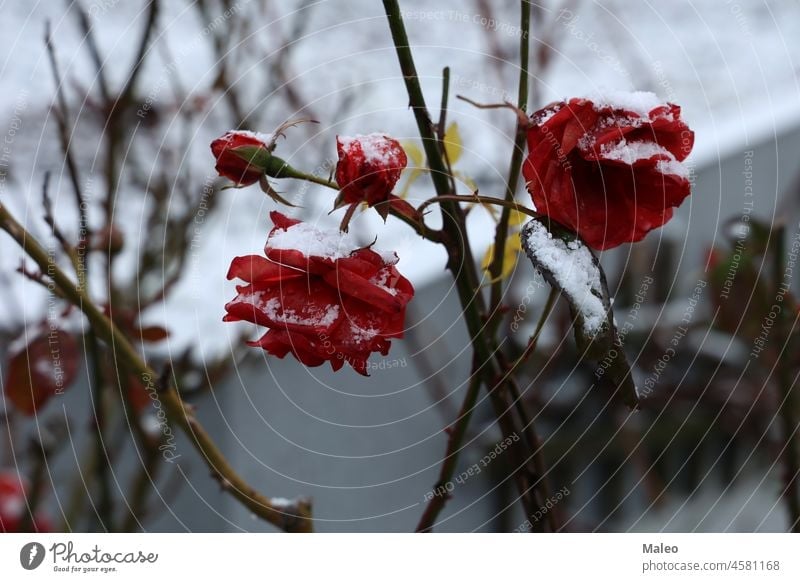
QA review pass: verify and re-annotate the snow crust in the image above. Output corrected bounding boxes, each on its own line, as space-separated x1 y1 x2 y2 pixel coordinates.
585 90 663 118
338 133 397 166
522 221 607 335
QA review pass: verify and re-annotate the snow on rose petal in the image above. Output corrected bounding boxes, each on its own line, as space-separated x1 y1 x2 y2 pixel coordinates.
335 134 408 211
224 212 414 375
523 91 694 250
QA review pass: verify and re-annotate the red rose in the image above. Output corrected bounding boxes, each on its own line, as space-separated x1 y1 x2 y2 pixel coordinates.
0 472 50 532
224 212 414 375
522 92 694 250
336 134 408 212
211 130 273 186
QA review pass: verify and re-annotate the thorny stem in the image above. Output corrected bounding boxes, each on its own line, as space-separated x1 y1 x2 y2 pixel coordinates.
0 203 313 533
383 0 550 529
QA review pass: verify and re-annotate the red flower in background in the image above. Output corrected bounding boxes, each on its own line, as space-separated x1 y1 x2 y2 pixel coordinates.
0 472 51 532
211 130 272 186
3 330 79 415
522 92 694 250
336 134 411 219
224 212 414 375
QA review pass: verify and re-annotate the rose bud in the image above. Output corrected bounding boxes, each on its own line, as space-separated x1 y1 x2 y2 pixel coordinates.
335 134 409 219
211 130 277 186
224 212 414 375
522 91 694 250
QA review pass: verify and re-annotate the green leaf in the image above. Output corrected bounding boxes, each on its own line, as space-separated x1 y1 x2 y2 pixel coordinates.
520 218 639 408
259 175 299 207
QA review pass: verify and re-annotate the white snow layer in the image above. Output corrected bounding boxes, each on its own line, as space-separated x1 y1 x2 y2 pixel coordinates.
522 221 607 335
338 133 399 166
585 90 664 118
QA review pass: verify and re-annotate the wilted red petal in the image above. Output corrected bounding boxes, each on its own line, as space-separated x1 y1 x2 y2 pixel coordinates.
226 279 342 334
226 255 304 284
135 325 171 343
269 210 302 231
4 330 79 415
323 267 404 314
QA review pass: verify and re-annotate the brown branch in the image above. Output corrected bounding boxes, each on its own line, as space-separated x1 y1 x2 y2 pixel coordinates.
0 203 313 533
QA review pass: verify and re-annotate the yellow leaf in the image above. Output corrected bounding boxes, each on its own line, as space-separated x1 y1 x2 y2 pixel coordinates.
443 122 463 165
453 171 477 193
402 140 425 167
508 208 528 227
481 234 522 282
398 141 426 198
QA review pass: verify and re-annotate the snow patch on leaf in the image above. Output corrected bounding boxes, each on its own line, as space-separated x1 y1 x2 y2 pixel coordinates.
521 219 607 335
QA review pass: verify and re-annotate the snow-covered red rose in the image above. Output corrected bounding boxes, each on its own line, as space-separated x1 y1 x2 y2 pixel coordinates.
224 212 414 375
335 134 410 218
211 130 273 186
522 91 694 250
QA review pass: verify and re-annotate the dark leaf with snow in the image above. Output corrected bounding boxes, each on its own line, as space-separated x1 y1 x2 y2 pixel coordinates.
521 218 638 408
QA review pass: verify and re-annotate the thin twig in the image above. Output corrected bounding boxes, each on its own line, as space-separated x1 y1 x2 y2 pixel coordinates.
117 0 160 109
506 286 559 380
71 0 112 104
416 356 485 532
456 95 529 127
417 193 540 221
45 22 89 257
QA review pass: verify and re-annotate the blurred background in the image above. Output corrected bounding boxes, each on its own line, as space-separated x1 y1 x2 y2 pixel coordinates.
2 0 800 532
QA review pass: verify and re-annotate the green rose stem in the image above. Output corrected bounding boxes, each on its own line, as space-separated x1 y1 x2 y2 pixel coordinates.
445 6 560 526
487 0 532 337
0 203 313 533
383 0 556 531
